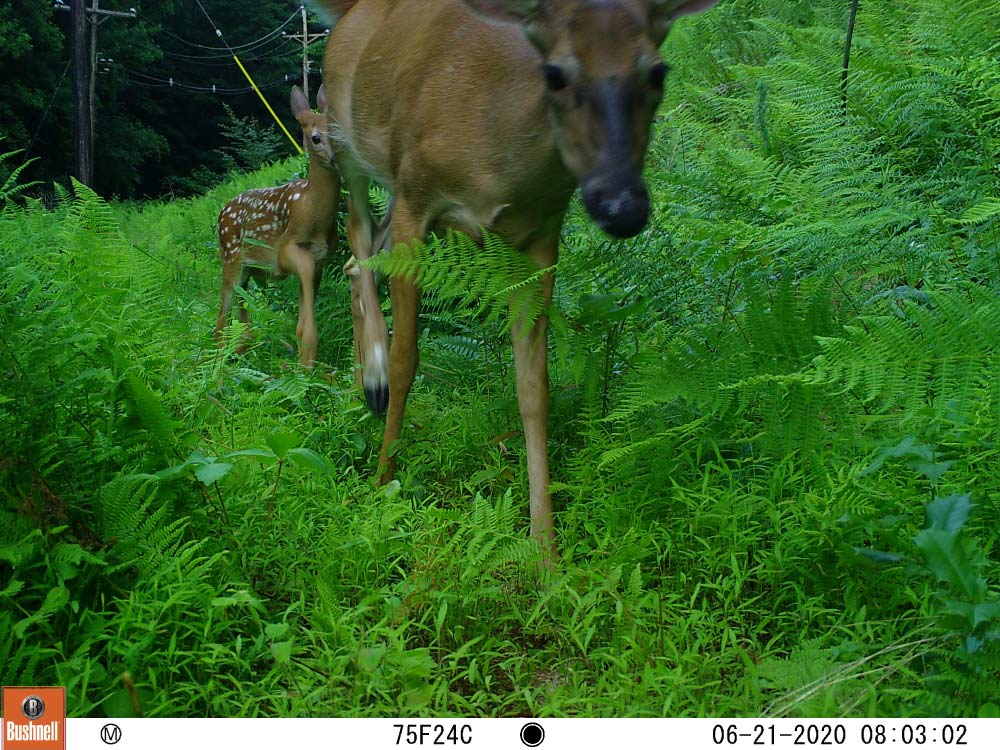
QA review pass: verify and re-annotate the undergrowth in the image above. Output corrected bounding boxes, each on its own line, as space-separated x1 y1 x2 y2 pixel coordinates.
2 0 998 718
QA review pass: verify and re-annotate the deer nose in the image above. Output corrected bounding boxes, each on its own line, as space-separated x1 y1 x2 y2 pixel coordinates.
582 179 650 239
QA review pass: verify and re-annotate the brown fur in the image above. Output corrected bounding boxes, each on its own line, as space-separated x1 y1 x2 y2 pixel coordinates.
321 0 721 553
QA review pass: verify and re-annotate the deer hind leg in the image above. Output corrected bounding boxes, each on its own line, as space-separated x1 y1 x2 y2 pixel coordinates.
279 243 319 368
343 176 389 414
377 199 422 486
216 258 241 344
233 266 265 355
217 260 256 355
510 234 558 557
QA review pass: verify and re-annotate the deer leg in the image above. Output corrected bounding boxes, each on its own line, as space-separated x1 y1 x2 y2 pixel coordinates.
312 260 325 299
216 260 241 344
233 266 259 355
343 177 389 414
280 243 319 368
377 201 422 485
511 235 558 556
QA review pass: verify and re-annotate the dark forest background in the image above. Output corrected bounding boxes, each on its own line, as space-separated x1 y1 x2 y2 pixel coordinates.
0 0 322 198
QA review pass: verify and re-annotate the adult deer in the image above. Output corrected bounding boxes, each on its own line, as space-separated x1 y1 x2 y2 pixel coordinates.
216 85 389 412
319 0 720 552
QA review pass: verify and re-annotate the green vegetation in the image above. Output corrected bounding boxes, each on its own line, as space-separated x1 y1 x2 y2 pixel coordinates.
2 0 999 717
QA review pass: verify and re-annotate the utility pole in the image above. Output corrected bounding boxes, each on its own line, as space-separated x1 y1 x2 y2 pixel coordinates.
70 0 92 186
282 6 329 105
56 0 136 188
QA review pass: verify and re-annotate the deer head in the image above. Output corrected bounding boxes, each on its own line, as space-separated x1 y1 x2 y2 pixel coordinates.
291 84 336 166
465 0 720 238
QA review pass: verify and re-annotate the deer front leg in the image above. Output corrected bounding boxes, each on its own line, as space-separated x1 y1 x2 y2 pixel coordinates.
280 243 319 368
377 201 422 485
216 260 240 344
511 235 558 556
343 178 390 415
218 263 255 355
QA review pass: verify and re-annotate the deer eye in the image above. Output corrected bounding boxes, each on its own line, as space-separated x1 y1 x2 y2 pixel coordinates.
543 63 568 91
311 133 322 145
648 62 669 88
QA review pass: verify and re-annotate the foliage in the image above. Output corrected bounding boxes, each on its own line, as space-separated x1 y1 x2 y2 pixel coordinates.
0 142 40 205
0 0 315 197
1 0 999 720
219 103 286 174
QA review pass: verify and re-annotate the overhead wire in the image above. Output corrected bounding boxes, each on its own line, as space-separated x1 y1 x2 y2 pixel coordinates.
160 37 300 65
22 58 73 163
159 6 300 53
187 0 303 153
124 67 299 95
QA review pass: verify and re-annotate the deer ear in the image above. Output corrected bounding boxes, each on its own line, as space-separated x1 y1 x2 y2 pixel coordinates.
460 0 541 23
316 84 327 112
291 85 310 117
648 0 720 44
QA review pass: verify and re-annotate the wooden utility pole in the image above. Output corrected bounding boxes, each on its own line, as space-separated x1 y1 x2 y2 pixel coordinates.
57 0 136 188
70 0 92 186
282 6 329 105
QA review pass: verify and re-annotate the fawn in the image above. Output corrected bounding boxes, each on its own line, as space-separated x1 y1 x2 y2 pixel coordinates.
215 85 389 412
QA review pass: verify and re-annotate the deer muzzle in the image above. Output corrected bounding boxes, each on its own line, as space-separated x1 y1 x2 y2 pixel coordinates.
581 173 650 239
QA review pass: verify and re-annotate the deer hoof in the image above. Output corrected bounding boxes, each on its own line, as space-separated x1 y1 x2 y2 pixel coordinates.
365 383 389 418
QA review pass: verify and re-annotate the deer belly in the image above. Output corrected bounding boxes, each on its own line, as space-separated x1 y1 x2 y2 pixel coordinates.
238 237 282 276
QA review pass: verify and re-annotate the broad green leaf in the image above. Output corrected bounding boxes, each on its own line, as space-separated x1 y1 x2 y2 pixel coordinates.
287 447 335 475
915 528 985 601
265 622 290 639
401 685 433 710
270 640 292 664
852 547 904 564
577 293 615 323
604 297 648 323
979 703 1000 719
469 468 499 486
265 429 299 458
911 461 954 485
358 645 386 673
12 586 70 638
225 448 278 464
194 462 233 486
925 494 973 532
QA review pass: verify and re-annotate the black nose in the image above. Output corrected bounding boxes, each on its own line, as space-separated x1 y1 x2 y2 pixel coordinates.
583 181 650 239
364 383 389 418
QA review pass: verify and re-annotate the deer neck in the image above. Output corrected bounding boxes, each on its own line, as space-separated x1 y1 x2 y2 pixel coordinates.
305 153 339 214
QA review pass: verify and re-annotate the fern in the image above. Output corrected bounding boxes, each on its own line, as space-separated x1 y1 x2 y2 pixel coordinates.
0 143 40 205
364 230 550 335
97 475 188 576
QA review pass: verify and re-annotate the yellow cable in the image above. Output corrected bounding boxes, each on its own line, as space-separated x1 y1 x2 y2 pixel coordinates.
232 54 303 154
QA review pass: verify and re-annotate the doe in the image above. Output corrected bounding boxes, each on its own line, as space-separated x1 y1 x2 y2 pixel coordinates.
320 0 720 553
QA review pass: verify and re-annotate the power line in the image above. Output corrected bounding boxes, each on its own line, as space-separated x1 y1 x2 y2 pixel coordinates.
124 67 300 94
186 0 303 153
127 75 292 95
167 1 300 52
160 36 299 65
22 58 73 163
159 14 299 58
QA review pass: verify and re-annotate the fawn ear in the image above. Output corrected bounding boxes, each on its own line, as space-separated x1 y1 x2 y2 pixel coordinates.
291 85 310 117
316 84 327 112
